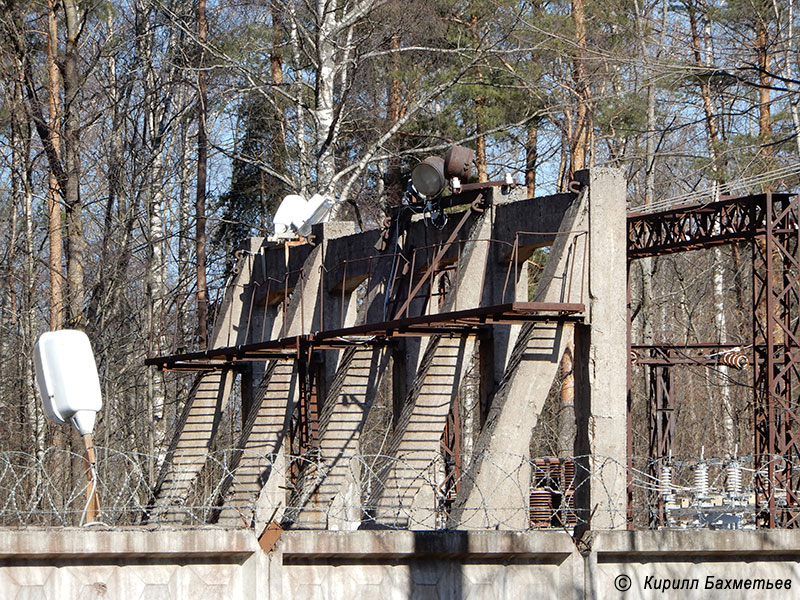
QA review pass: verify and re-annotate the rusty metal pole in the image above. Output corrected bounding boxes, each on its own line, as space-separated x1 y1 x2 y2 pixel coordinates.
648 362 673 528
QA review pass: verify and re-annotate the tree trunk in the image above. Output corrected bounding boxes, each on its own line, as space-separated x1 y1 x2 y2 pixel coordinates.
569 0 591 178
314 0 339 195
196 0 209 349
689 0 736 452
288 0 309 195
756 16 772 164
140 0 170 457
178 98 193 353
386 33 404 205
774 0 800 156
470 14 488 182
12 56 43 459
558 344 575 457
687 2 720 168
525 120 538 198
46 0 63 331
61 0 85 329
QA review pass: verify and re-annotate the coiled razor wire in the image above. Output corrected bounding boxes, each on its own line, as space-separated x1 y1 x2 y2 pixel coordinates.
0 447 775 530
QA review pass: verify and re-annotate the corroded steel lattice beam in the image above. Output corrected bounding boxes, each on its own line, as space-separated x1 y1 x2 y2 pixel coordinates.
627 194 791 259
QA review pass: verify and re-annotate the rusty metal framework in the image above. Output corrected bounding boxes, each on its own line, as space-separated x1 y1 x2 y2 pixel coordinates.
147 302 584 371
752 193 800 527
439 396 461 519
633 345 751 527
290 349 321 486
149 301 584 504
628 194 778 259
631 344 752 367
628 192 800 528
647 364 672 527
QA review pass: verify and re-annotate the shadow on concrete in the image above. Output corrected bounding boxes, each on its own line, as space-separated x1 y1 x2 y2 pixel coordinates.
411 530 466 600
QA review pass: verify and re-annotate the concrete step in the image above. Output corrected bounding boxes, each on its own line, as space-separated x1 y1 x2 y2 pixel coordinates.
371 337 469 528
290 347 385 528
215 360 297 526
153 370 233 515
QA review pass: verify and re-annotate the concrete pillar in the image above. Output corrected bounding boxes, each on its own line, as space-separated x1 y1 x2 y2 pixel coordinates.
370 208 493 528
576 167 628 530
453 187 588 529
245 223 362 529
153 238 262 516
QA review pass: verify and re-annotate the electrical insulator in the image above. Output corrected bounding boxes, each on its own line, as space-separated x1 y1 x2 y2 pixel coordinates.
660 465 678 510
695 463 709 499
726 462 743 497
719 350 749 370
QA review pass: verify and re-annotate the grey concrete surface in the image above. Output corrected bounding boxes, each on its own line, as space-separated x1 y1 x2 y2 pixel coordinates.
3 528 800 599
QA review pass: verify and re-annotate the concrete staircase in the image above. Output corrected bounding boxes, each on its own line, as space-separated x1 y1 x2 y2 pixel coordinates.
370 336 470 528
215 360 297 526
289 347 385 528
151 369 233 520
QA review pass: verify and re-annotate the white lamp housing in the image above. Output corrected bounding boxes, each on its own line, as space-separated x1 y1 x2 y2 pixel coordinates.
297 194 332 237
273 193 333 239
273 194 309 239
34 330 103 436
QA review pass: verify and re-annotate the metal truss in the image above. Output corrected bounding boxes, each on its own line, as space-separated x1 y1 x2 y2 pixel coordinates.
628 191 800 528
628 193 789 259
146 302 585 372
648 364 673 528
752 193 800 527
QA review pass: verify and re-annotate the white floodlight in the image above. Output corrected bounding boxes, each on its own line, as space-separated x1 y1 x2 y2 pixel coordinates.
273 193 333 240
34 329 103 525
273 194 309 239
297 193 332 238
34 329 102 436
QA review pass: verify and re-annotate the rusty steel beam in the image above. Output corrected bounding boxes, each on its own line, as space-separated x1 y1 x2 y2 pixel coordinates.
145 336 306 370
627 193 792 259
752 192 800 528
147 302 585 371
648 364 673 528
631 344 752 367
316 301 584 343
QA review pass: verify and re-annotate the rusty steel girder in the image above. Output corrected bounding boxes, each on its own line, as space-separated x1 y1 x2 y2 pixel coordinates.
627 194 790 259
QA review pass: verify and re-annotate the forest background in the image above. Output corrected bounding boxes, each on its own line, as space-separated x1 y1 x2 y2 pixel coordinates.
0 0 798 490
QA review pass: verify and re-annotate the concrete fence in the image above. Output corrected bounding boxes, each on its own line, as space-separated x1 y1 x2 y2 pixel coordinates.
2 528 799 599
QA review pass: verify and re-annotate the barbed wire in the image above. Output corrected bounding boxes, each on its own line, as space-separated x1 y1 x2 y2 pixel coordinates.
0 447 784 530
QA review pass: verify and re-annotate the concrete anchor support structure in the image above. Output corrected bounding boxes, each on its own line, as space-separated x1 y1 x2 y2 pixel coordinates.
151 237 262 521
148 169 628 532
368 208 493 529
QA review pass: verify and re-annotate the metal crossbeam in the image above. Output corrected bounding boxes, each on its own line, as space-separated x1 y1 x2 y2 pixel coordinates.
631 344 751 366
148 302 585 372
